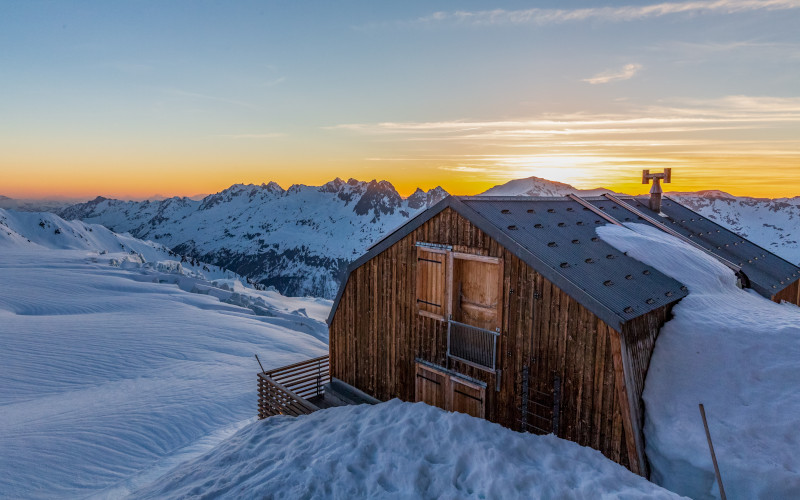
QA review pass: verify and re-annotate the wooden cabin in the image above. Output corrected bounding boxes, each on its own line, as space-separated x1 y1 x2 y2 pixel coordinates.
327 196 691 476
324 194 800 476
258 191 800 478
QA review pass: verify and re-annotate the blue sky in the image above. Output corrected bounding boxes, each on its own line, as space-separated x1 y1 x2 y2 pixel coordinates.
2 1 799 198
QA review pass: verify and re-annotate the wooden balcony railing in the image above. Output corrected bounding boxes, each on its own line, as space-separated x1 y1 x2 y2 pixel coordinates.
257 355 330 419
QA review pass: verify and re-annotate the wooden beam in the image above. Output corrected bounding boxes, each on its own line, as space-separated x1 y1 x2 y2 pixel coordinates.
609 330 644 476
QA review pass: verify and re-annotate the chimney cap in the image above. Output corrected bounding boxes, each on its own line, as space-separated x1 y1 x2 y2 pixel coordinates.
643 168 671 184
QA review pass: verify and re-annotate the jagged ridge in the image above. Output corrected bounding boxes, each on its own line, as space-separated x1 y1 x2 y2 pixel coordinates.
59 178 447 298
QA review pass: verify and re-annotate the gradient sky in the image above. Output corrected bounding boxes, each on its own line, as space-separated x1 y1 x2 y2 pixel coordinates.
2 0 800 199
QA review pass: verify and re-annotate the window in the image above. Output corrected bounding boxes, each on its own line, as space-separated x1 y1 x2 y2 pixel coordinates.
415 243 504 331
415 246 448 320
450 252 503 332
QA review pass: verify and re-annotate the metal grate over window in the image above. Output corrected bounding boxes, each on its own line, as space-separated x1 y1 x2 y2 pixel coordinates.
447 319 500 371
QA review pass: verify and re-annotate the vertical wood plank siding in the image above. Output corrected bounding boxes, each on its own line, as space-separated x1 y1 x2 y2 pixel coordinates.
329 207 674 474
772 279 800 306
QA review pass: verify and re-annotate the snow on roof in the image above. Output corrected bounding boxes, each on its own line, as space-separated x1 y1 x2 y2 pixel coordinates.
131 400 686 499
589 196 800 298
598 223 800 499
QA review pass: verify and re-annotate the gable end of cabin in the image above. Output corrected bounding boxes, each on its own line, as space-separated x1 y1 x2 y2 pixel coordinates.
329 205 679 475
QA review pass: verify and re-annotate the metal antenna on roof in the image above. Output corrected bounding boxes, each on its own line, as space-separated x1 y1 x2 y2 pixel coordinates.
642 168 671 213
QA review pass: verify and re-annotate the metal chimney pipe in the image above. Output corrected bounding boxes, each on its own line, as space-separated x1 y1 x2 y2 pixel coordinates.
642 168 671 213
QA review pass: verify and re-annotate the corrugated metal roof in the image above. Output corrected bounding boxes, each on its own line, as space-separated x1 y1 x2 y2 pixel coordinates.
591 195 800 298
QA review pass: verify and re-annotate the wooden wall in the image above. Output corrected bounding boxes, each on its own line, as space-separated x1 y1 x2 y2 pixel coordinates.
329 207 676 474
772 279 800 306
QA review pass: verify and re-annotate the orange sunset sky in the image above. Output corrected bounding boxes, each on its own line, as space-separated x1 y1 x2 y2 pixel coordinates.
2 1 800 200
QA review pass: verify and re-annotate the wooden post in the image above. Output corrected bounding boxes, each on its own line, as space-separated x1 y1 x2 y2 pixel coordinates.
699 403 727 500
255 354 266 373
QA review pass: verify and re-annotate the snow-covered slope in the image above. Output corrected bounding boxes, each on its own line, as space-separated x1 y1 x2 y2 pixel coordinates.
668 191 800 265
59 179 447 298
0 214 331 499
131 400 684 499
480 175 614 197
599 223 800 500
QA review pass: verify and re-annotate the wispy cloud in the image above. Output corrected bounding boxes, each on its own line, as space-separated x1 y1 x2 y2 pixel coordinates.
413 1 800 27
583 63 643 84
330 95 800 184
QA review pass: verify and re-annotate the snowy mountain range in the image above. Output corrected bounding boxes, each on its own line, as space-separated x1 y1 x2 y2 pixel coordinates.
58 179 447 298
49 176 799 299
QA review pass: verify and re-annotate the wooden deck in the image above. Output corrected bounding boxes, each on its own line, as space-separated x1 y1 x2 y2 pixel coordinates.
257 355 330 419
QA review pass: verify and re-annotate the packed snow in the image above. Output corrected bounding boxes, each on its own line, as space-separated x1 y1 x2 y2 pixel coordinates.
598 223 800 500
0 209 330 498
131 400 684 499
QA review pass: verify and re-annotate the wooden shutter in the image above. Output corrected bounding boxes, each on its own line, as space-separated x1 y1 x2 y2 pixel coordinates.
416 247 447 320
450 377 485 419
451 253 503 332
415 363 446 409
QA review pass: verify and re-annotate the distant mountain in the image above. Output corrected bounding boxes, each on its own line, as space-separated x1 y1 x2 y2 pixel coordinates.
667 190 800 265
0 195 88 213
480 176 614 197
60 178 447 298
0 207 236 278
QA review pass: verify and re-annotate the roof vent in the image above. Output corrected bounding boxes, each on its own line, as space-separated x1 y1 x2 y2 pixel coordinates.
642 168 672 214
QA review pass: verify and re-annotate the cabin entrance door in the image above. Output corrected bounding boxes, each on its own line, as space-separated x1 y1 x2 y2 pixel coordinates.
414 362 486 419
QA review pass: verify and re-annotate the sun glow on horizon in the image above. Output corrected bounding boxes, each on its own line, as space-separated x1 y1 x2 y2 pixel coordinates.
2 2 800 201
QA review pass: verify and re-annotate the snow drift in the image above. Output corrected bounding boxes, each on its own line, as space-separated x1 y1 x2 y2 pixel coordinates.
0 210 331 498
598 223 800 500
131 400 684 499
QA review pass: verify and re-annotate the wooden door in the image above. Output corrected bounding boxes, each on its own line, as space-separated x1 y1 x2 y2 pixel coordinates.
451 253 503 332
415 362 486 419
450 377 486 418
415 363 446 409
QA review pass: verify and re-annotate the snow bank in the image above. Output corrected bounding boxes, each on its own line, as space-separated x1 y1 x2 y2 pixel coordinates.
132 400 684 499
598 223 800 500
0 247 330 499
